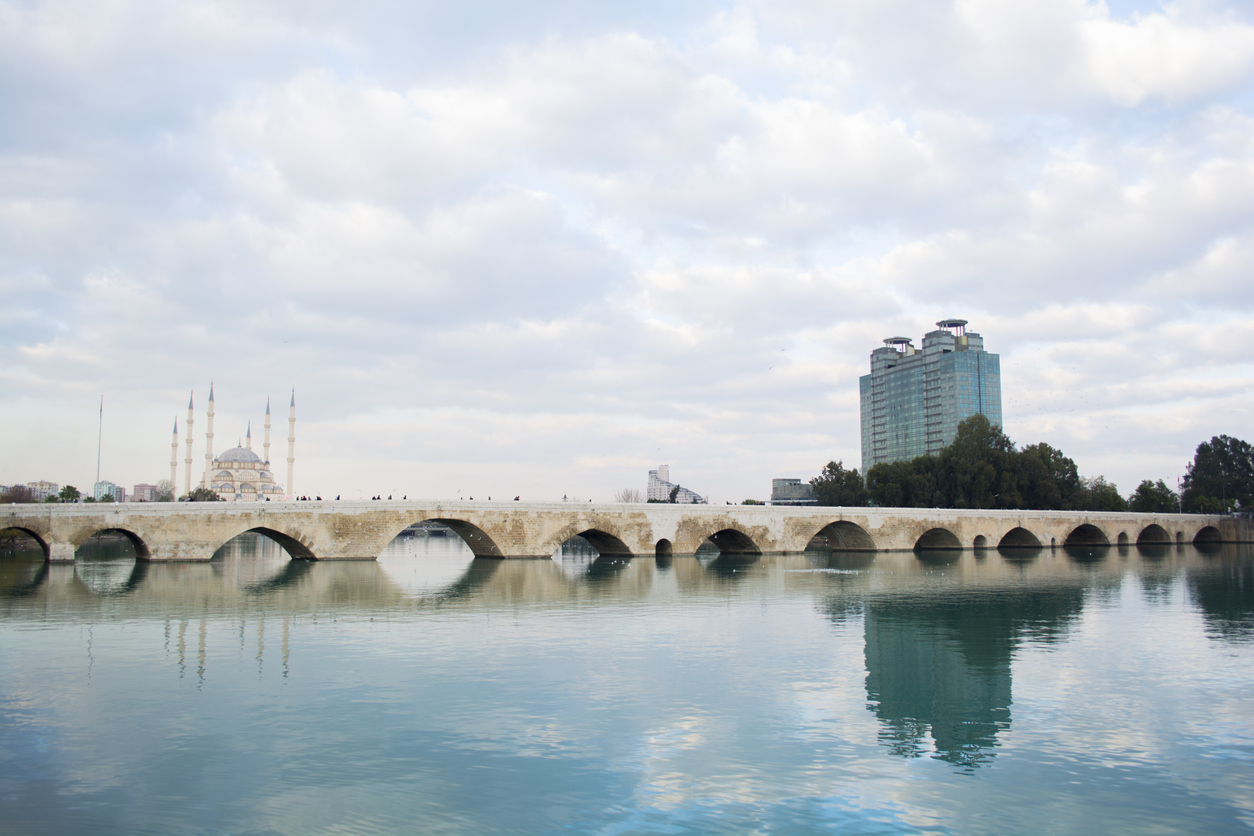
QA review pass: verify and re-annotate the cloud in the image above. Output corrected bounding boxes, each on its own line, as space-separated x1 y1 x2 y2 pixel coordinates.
1 0 1252 504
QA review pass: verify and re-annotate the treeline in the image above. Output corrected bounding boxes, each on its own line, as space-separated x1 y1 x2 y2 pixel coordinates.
811 415 1252 513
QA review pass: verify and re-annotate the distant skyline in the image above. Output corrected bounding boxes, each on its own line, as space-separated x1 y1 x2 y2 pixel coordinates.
2 0 1253 503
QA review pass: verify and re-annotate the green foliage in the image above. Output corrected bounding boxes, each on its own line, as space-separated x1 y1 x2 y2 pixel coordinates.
863 415 1132 511
1181 435 1252 513
1128 479 1178 513
1076 476 1127 512
182 487 223 502
668 486 680 504
741 499 763 505
936 415 1019 509
810 460 870 507
97 493 116 503
44 493 60 503
59 485 81 502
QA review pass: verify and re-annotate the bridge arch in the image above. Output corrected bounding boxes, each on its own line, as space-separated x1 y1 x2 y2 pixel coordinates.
75 527 151 560
914 528 961 551
655 539 672 557
973 534 988 548
545 524 633 558
1063 523 1110 548
703 528 762 555
1136 524 1171 546
1194 526 1222 547
210 525 317 560
1 526 50 561
807 521 877 551
998 527 1042 549
245 527 316 560
409 519 504 558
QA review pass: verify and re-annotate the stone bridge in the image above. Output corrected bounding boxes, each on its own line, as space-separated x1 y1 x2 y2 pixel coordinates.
4 501 1249 562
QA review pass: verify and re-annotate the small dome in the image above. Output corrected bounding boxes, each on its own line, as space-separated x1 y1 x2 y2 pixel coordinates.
217 446 262 464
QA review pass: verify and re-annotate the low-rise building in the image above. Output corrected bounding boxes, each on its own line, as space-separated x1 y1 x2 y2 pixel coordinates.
132 483 158 502
27 480 60 501
771 478 816 505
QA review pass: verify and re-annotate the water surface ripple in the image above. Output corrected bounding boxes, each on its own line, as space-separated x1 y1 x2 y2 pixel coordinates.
1 535 1252 835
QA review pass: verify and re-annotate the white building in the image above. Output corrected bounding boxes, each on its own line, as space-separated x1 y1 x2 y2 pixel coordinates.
647 465 708 504
27 480 60 501
93 481 124 501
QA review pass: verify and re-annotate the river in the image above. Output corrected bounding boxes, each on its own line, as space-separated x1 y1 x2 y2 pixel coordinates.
1 532 1252 834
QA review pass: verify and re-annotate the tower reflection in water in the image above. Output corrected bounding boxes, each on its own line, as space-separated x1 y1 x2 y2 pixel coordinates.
849 550 1088 770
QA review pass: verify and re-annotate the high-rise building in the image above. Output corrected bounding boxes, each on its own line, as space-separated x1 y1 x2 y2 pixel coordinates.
859 319 1002 472
93 481 125 502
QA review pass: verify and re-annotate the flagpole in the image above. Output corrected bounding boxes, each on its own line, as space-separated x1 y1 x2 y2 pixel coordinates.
96 396 103 498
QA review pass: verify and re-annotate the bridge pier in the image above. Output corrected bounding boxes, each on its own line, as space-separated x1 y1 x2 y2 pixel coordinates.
49 542 75 563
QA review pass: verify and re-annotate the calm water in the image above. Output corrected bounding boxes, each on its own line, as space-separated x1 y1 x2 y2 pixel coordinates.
2 532 1253 835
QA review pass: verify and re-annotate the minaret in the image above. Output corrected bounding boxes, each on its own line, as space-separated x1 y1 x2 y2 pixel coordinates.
246 421 252 451
263 399 271 465
203 383 215 489
184 392 195 498
170 418 178 497
286 390 296 499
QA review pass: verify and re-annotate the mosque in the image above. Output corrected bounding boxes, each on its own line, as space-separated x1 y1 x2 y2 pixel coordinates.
171 385 296 501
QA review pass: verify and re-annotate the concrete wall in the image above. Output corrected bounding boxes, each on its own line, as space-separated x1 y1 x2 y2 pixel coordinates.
3 501 1247 562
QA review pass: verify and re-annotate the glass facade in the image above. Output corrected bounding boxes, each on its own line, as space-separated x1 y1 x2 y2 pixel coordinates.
860 321 1002 471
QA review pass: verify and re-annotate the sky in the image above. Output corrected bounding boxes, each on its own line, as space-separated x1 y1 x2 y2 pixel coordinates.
2 0 1253 503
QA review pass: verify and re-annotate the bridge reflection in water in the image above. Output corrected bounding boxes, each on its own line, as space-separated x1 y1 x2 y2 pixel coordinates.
3 529 1252 771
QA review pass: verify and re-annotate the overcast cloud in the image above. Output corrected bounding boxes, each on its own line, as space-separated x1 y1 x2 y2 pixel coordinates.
2 0 1252 503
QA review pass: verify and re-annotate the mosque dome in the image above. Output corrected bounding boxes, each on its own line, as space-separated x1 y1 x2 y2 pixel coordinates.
217 446 263 464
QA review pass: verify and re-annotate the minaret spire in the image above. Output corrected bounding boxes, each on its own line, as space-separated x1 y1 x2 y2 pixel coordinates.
246 421 252 451
263 398 271 465
286 389 296 500
203 382 215 490
170 418 179 500
184 392 195 498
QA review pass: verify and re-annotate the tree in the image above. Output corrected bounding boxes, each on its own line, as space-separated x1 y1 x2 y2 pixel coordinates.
0 485 36 503
741 499 764 505
1017 442 1081 510
1076 476 1127 512
614 487 644 503
1182 435 1253 513
669 486 680 504
153 479 174 502
811 461 869 507
1128 479 1178 513
97 493 116 503
937 414 1019 509
183 486 222 502
59 485 81 502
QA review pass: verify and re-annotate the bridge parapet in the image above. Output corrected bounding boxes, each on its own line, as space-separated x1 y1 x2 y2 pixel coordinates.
3 501 1245 562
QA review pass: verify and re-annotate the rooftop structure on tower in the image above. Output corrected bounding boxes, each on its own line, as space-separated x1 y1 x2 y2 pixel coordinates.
859 319 1002 471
